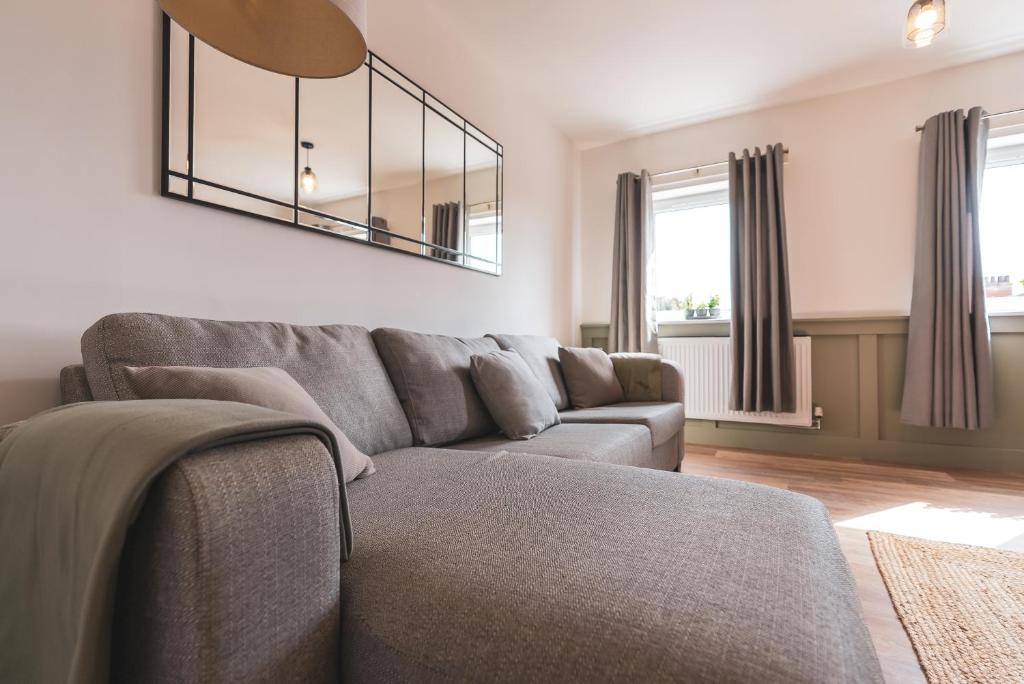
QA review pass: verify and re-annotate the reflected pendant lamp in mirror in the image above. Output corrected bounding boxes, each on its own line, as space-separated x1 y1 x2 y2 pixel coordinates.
158 0 367 78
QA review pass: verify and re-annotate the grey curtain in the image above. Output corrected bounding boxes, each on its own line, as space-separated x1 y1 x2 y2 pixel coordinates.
901 107 994 430
431 202 461 261
729 144 795 413
609 170 658 353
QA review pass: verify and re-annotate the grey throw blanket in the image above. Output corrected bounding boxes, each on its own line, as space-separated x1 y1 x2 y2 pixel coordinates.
0 399 352 684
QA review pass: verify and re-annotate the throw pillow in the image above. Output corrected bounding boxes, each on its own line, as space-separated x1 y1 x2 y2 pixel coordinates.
123 365 374 482
557 347 625 408
470 351 560 439
610 353 664 401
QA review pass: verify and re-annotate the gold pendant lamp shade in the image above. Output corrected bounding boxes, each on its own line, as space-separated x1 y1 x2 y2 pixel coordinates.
158 0 368 78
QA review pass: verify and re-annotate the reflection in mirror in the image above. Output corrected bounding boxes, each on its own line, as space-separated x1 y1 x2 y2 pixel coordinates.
167 21 189 178
465 135 500 273
425 109 464 261
163 16 502 275
297 68 369 235
299 211 369 239
193 38 294 218
370 71 424 254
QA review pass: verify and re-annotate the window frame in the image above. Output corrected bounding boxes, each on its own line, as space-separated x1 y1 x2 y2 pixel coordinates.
981 130 1024 315
651 175 732 324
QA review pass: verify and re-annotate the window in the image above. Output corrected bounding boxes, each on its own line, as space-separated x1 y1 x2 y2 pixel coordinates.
981 133 1024 314
652 178 731 322
465 202 501 274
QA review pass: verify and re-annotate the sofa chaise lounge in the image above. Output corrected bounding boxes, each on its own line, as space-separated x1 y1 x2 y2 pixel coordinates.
31 312 879 681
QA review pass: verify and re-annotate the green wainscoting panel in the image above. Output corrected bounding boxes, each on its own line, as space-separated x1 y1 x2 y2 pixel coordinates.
581 316 1024 472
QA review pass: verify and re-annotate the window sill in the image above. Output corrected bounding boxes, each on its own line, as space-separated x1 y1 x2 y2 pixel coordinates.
656 317 729 325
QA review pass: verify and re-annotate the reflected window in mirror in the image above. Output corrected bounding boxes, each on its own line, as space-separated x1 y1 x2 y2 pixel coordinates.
464 135 500 273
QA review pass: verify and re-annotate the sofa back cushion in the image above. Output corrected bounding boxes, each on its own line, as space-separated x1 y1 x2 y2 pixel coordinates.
81 313 413 455
372 328 499 446
486 334 570 410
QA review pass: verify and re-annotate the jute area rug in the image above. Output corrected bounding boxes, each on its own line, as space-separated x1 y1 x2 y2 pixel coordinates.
868 531 1024 683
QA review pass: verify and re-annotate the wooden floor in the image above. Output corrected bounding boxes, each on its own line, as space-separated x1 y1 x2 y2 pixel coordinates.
681 446 1024 684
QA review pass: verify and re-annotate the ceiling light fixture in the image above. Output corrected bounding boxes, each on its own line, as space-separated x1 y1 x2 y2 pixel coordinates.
300 141 318 194
158 0 367 78
904 0 946 48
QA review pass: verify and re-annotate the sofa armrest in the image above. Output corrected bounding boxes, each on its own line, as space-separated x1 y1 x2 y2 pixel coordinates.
112 433 340 683
0 421 24 445
659 359 685 406
60 364 94 404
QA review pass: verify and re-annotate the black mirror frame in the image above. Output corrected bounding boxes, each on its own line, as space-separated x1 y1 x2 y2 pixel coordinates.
159 13 503 275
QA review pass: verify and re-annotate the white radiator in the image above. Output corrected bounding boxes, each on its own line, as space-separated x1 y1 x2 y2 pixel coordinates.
658 337 813 427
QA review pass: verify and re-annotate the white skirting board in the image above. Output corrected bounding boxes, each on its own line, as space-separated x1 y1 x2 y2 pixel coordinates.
658 337 813 427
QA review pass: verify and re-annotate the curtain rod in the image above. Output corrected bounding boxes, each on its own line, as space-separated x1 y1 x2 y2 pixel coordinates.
914 107 1024 132
649 148 789 179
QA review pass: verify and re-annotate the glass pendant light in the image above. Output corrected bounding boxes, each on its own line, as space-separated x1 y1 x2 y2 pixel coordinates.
905 0 946 48
300 141 318 194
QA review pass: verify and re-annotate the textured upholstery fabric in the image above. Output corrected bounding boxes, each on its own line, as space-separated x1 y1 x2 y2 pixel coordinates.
59 364 93 404
0 422 22 445
660 359 685 403
650 435 681 472
609 353 663 401
558 346 625 408
559 402 684 448
372 328 499 446
124 366 374 481
341 448 883 683
451 423 655 469
0 400 351 684
112 435 341 684
486 333 570 410
470 351 560 439
80 313 412 455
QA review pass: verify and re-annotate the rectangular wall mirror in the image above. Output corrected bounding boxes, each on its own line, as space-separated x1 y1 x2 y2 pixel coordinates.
162 15 503 275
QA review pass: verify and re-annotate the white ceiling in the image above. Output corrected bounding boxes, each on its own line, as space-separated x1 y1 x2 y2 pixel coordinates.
430 0 1024 148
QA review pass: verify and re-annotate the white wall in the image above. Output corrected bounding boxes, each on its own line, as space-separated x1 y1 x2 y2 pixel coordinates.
578 51 1024 325
0 0 575 423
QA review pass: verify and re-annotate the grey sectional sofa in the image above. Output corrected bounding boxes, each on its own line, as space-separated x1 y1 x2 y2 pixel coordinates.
47 312 879 682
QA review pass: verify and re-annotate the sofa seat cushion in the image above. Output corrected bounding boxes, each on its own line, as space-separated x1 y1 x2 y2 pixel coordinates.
450 423 654 469
340 447 882 683
559 401 684 447
80 313 413 455
486 334 570 410
372 328 499 446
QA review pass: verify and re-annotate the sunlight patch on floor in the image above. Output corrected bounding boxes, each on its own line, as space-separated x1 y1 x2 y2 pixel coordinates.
836 501 1024 549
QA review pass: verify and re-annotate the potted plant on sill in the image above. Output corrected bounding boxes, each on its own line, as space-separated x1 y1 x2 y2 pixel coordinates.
695 301 709 319
708 294 721 319
683 294 695 320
